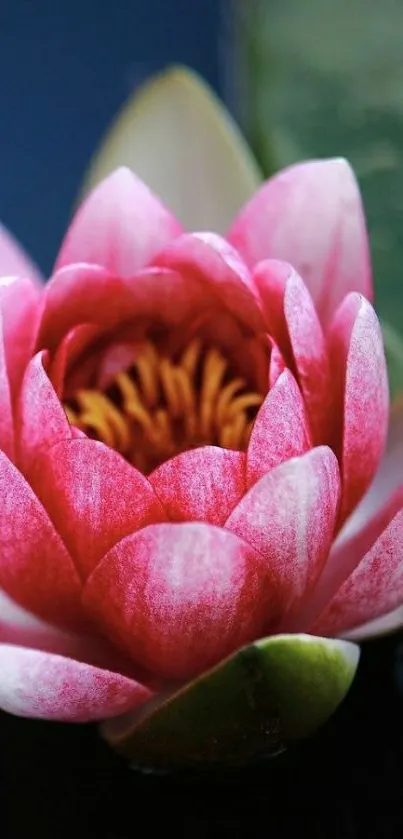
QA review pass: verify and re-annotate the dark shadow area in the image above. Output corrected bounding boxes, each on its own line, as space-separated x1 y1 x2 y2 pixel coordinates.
1 635 403 838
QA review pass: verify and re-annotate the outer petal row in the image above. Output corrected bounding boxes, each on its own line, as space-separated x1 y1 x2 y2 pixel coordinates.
328 293 389 523
227 447 340 618
29 438 167 580
313 511 403 636
253 260 387 526
83 522 270 681
0 277 42 461
102 633 359 769
246 370 311 485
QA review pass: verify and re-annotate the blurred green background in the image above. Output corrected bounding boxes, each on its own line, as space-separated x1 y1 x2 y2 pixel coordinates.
232 0 403 337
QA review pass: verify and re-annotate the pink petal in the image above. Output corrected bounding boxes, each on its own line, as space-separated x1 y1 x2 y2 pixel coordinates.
328 293 389 523
149 446 246 525
38 261 269 393
48 322 102 396
154 231 264 333
226 447 340 615
0 588 70 651
253 261 332 443
0 277 43 462
311 510 403 636
0 309 14 460
16 351 72 475
246 370 311 486
0 451 83 629
269 338 286 387
38 263 124 351
0 276 42 400
0 223 44 285
337 398 403 545
55 168 182 276
83 522 269 680
0 588 124 666
299 484 403 629
0 645 152 722
342 606 403 641
30 439 166 580
253 261 292 352
228 158 372 328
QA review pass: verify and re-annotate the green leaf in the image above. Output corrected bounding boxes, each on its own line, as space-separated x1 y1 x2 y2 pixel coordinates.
382 320 403 399
102 634 359 769
80 65 263 233
233 0 403 333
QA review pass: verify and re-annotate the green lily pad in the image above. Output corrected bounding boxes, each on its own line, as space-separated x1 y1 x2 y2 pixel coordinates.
382 320 403 399
102 634 359 769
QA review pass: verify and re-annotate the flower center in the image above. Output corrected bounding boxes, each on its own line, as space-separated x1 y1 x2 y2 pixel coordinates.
64 339 263 473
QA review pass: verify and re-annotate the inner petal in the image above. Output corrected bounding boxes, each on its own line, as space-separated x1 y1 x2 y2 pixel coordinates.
63 339 264 474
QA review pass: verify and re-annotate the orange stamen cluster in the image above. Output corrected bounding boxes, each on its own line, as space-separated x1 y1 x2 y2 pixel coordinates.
65 340 263 473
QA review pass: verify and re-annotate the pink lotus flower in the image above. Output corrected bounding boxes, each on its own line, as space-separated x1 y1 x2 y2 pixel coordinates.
0 69 400 768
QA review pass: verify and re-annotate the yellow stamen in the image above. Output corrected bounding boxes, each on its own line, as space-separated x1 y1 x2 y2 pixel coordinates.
199 349 228 439
64 339 263 473
133 343 160 407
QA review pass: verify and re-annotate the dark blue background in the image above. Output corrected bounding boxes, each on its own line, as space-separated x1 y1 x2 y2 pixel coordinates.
0 0 221 273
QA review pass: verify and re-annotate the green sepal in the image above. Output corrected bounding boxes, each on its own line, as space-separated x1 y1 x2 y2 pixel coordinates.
102 634 359 770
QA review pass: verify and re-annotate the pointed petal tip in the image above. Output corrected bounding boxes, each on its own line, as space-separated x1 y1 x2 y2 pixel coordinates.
280 156 360 188
102 632 359 768
80 64 262 233
229 155 371 326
